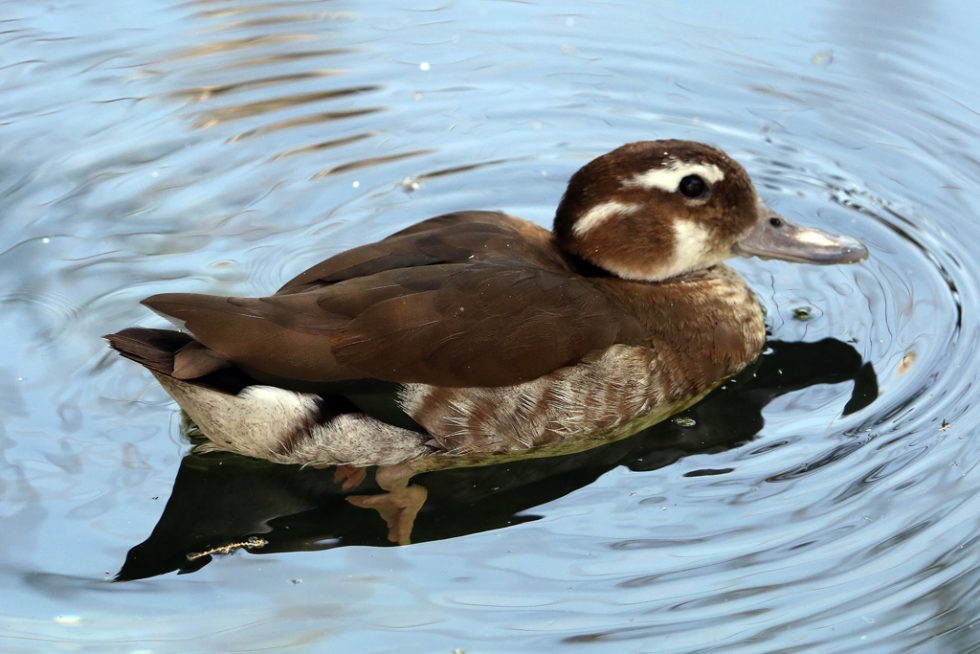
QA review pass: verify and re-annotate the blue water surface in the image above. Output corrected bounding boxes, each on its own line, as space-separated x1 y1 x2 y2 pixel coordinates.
1 1 977 652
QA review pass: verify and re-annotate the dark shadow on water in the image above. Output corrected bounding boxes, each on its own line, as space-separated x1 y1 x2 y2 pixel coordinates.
116 338 877 581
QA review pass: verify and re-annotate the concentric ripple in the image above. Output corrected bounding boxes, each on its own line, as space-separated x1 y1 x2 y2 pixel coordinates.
0 1 977 653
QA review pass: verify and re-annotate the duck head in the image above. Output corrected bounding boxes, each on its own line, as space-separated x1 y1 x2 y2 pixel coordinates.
554 140 867 281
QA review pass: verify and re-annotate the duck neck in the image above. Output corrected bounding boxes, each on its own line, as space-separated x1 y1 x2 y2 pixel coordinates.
594 265 766 394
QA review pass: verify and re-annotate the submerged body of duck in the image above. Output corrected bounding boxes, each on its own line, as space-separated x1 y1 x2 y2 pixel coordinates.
107 140 867 469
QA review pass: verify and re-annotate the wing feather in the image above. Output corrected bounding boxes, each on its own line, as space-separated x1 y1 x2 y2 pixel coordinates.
143 213 646 388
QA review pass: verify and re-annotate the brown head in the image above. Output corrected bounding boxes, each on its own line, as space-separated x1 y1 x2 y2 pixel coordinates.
554 140 867 281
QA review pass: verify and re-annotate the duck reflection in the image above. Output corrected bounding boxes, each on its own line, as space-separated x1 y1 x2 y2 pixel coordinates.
116 338 876 581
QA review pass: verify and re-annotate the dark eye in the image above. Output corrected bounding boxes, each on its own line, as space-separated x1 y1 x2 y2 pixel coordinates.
678 174 708 199
769 217 783 227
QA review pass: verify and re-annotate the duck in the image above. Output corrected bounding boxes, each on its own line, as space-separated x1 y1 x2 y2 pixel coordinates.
107 140 867 472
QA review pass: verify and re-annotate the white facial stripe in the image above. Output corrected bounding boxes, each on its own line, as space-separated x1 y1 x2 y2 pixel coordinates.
624 161 725 193
573 200 642 236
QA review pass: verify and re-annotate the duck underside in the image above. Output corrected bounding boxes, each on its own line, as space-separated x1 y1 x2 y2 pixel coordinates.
106 327 714 468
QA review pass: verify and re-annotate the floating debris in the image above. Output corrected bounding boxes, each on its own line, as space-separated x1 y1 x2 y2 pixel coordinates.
898 351 916 375
792 307 812 321
673 416 696 428
186 536 268 561
940 420 951 432
401 176 421 192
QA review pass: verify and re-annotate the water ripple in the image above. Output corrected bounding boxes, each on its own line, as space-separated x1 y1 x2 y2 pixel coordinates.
0 1 977 652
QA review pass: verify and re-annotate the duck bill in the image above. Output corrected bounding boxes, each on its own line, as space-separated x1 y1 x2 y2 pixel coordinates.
732 199 868 264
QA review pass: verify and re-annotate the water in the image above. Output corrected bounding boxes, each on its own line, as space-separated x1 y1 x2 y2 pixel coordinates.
1 1 977 652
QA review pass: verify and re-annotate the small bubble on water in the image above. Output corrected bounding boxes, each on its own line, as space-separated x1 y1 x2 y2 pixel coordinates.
673 416 696 428
54 614 81 625
811 50 834 65
419 61 431 71
352 180 360 188
41 237 50 244
401 177 421 192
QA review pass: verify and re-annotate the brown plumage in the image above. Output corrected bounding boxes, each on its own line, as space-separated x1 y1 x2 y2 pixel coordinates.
145 213 646 388
143 212 644 387
107 140 867 466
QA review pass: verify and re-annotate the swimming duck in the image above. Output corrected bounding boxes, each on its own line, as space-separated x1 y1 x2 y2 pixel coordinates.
107 140 867 470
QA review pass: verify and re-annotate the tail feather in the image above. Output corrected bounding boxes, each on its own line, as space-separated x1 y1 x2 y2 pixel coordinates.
104 328 192 375
106 327 253 394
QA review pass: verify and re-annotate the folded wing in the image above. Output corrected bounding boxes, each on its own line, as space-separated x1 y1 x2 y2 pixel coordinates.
143 213 645 388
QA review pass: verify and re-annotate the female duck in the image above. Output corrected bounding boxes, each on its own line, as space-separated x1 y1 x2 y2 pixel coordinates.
108 140 866 467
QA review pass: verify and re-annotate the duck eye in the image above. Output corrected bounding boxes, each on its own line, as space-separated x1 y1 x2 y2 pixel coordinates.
678 174 708 199
769 217 783 227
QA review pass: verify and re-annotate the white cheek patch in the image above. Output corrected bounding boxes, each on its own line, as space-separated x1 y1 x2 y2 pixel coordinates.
600 219 716 282
573 200 642 236
672 219 713 272
624 161 725 194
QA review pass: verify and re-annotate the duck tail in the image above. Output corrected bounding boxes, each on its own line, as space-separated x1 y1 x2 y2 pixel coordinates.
104 327 192 376
106 326 233 380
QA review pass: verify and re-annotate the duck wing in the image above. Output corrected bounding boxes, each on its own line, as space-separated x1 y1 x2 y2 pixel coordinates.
142 213 646 388
277 211 568 294
144 260 644 388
